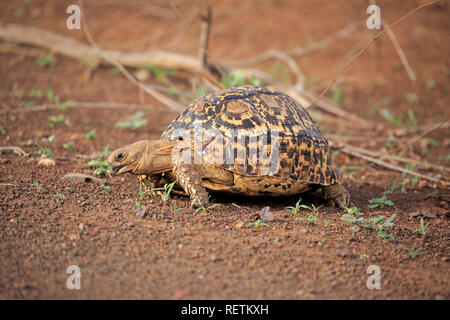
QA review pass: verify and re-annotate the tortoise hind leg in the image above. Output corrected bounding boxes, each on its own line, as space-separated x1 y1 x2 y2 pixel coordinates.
322 184 350 208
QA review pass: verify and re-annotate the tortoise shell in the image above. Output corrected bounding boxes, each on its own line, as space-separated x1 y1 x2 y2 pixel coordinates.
160 86 343 186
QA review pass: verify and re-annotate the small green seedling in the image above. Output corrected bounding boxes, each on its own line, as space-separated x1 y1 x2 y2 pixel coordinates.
65 187 73 193
138 184 148 200
134 202 143 209
63 142 73 150
145 63 176 83
247 218 268 228
298 214 317 225
273 238 280 245
83 129 97 140
114 111 148 130
48 115 65 128
88 159 112 177
30 89 43 98
103 186 111 194
33 143 53 159
403 246 421 259
285 198 302 215
53 194 64 201
0 128 6 135
299 203 322 213
362 214 396 241
173 200 183 213
383 179 398 195
195 203 218 214
160 181 176 202
42 135 55 143
320 238 327 246
36 53 56 67
415 217 430 236
368 195 395 209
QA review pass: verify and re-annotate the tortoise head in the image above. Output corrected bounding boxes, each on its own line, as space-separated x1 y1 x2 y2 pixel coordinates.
108 140 178 175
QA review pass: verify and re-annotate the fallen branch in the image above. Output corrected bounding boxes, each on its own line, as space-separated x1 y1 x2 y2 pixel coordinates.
79 0 184 112
0 146 28 156
383 21 416 82
0 102 175 116
338 143 443 183
320 0 439 97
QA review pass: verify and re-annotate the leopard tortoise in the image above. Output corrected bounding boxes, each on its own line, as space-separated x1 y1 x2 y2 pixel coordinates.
107 86 350 208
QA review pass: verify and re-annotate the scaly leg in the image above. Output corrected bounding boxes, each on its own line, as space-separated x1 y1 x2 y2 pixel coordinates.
173 163 209 208
322 184 350 208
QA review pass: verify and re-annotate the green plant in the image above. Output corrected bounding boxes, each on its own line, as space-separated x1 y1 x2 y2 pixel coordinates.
173 200 183 213
383 179 398 195
415 217 430 236
36 53 56 67
341 165 363 177
299 203 322 213
361 214 396 240
195 203 218 214
298 214 317 225
368 195 395 209
83 129 97 140
0 128 6 135
403 246 421 259
342 204 364 224
114 111 148 130
42 135 55 143
63 142 73 150
30 89 43 98
220 70 262 88
11 87 25 99
138 183 148 200
145 64 176 83
48 115 65 128
88 159 112 177
426 79 435 90
407 109 418 126
160 181 176 202
380 108 403 127
134 201 143 209
65 187 73 193
331 86 343 105
53 194 65 201
406 92 419 104
285 198 302 215
33 143 53 158
103 186 111 194
247 218 268 228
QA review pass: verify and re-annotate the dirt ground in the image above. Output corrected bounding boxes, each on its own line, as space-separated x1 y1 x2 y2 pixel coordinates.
0 0 449 299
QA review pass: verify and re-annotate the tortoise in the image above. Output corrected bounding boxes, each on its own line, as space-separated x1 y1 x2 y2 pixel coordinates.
107 86 350 208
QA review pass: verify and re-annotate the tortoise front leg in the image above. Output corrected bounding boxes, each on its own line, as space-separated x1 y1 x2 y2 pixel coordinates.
173 163 209 208
322 184 350 208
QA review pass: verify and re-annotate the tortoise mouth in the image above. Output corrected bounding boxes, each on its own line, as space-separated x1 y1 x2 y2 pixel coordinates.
112 164 131 174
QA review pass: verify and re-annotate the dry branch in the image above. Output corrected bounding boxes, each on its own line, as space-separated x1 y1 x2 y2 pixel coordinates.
338 144 444 183
79 0 184 112
383 21 416 82
0 102 175 116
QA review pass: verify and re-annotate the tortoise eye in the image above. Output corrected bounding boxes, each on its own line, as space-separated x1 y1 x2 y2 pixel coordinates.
116 153 124 161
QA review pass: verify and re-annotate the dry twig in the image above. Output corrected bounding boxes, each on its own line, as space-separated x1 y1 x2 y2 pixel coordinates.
79 0 184 112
